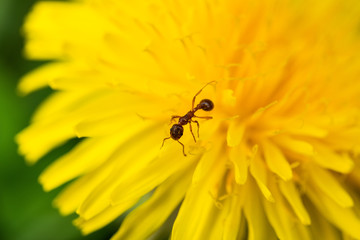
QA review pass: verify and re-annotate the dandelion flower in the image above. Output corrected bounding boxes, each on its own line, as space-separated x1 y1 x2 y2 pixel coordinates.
17 0 360 239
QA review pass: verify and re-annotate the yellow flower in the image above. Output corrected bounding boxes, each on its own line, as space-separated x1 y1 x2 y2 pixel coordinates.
17 0 360 239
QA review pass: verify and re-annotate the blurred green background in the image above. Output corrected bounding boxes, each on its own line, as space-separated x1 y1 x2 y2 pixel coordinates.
0 0 119 239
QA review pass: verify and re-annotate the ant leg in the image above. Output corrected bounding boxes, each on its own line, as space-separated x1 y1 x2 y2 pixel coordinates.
192 81 217 110
192 120 200 138
189 122 197 143
194 115 213 120
170 115 181 124
177 140 187 156
161 137 171 148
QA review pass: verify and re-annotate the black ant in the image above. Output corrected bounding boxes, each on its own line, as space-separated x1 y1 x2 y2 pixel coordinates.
161 81 215 156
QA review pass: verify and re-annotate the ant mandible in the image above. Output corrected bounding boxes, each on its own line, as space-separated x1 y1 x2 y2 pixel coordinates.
161 81 216 156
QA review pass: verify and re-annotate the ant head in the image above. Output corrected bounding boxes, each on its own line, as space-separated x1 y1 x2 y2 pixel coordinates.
170 124 184 140
199 99 214 111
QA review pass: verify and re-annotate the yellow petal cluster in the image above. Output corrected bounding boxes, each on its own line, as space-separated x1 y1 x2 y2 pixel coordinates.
17 0 360 239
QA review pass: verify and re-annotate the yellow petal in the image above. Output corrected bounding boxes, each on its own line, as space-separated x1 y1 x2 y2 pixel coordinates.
77 128 163 219
75 198 139 235
192 146 221 184
306 200 342 240
285 123 328 138
40 135 121 191
54 163 115 215
249 145 274 202
262 140 293 181
75 113 152 138
228 145 249 184
312 143 354 173
274 135 314 156
226 120 245 147
172 146 227 240
308 164 353 208
17 90 128 163
243 180 277 240
222 185 244 240
48 72 113 91
222 89 237 107
307 182 360 239
111 166 193 240
325 128 360 150
16 117 76 163
263 176 311 240
110 142 195 205
279 180 311 225
24 2 115 60
31 89 94 122
263 198 311 240
18 62 69 94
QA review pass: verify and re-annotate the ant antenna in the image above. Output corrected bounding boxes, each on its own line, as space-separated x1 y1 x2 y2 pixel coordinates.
192 81 217 110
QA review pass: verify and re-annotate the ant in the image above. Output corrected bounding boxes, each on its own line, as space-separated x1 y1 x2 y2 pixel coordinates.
161 81 215 156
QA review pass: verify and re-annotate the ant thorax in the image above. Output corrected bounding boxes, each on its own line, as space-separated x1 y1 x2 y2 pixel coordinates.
178 111 195 125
